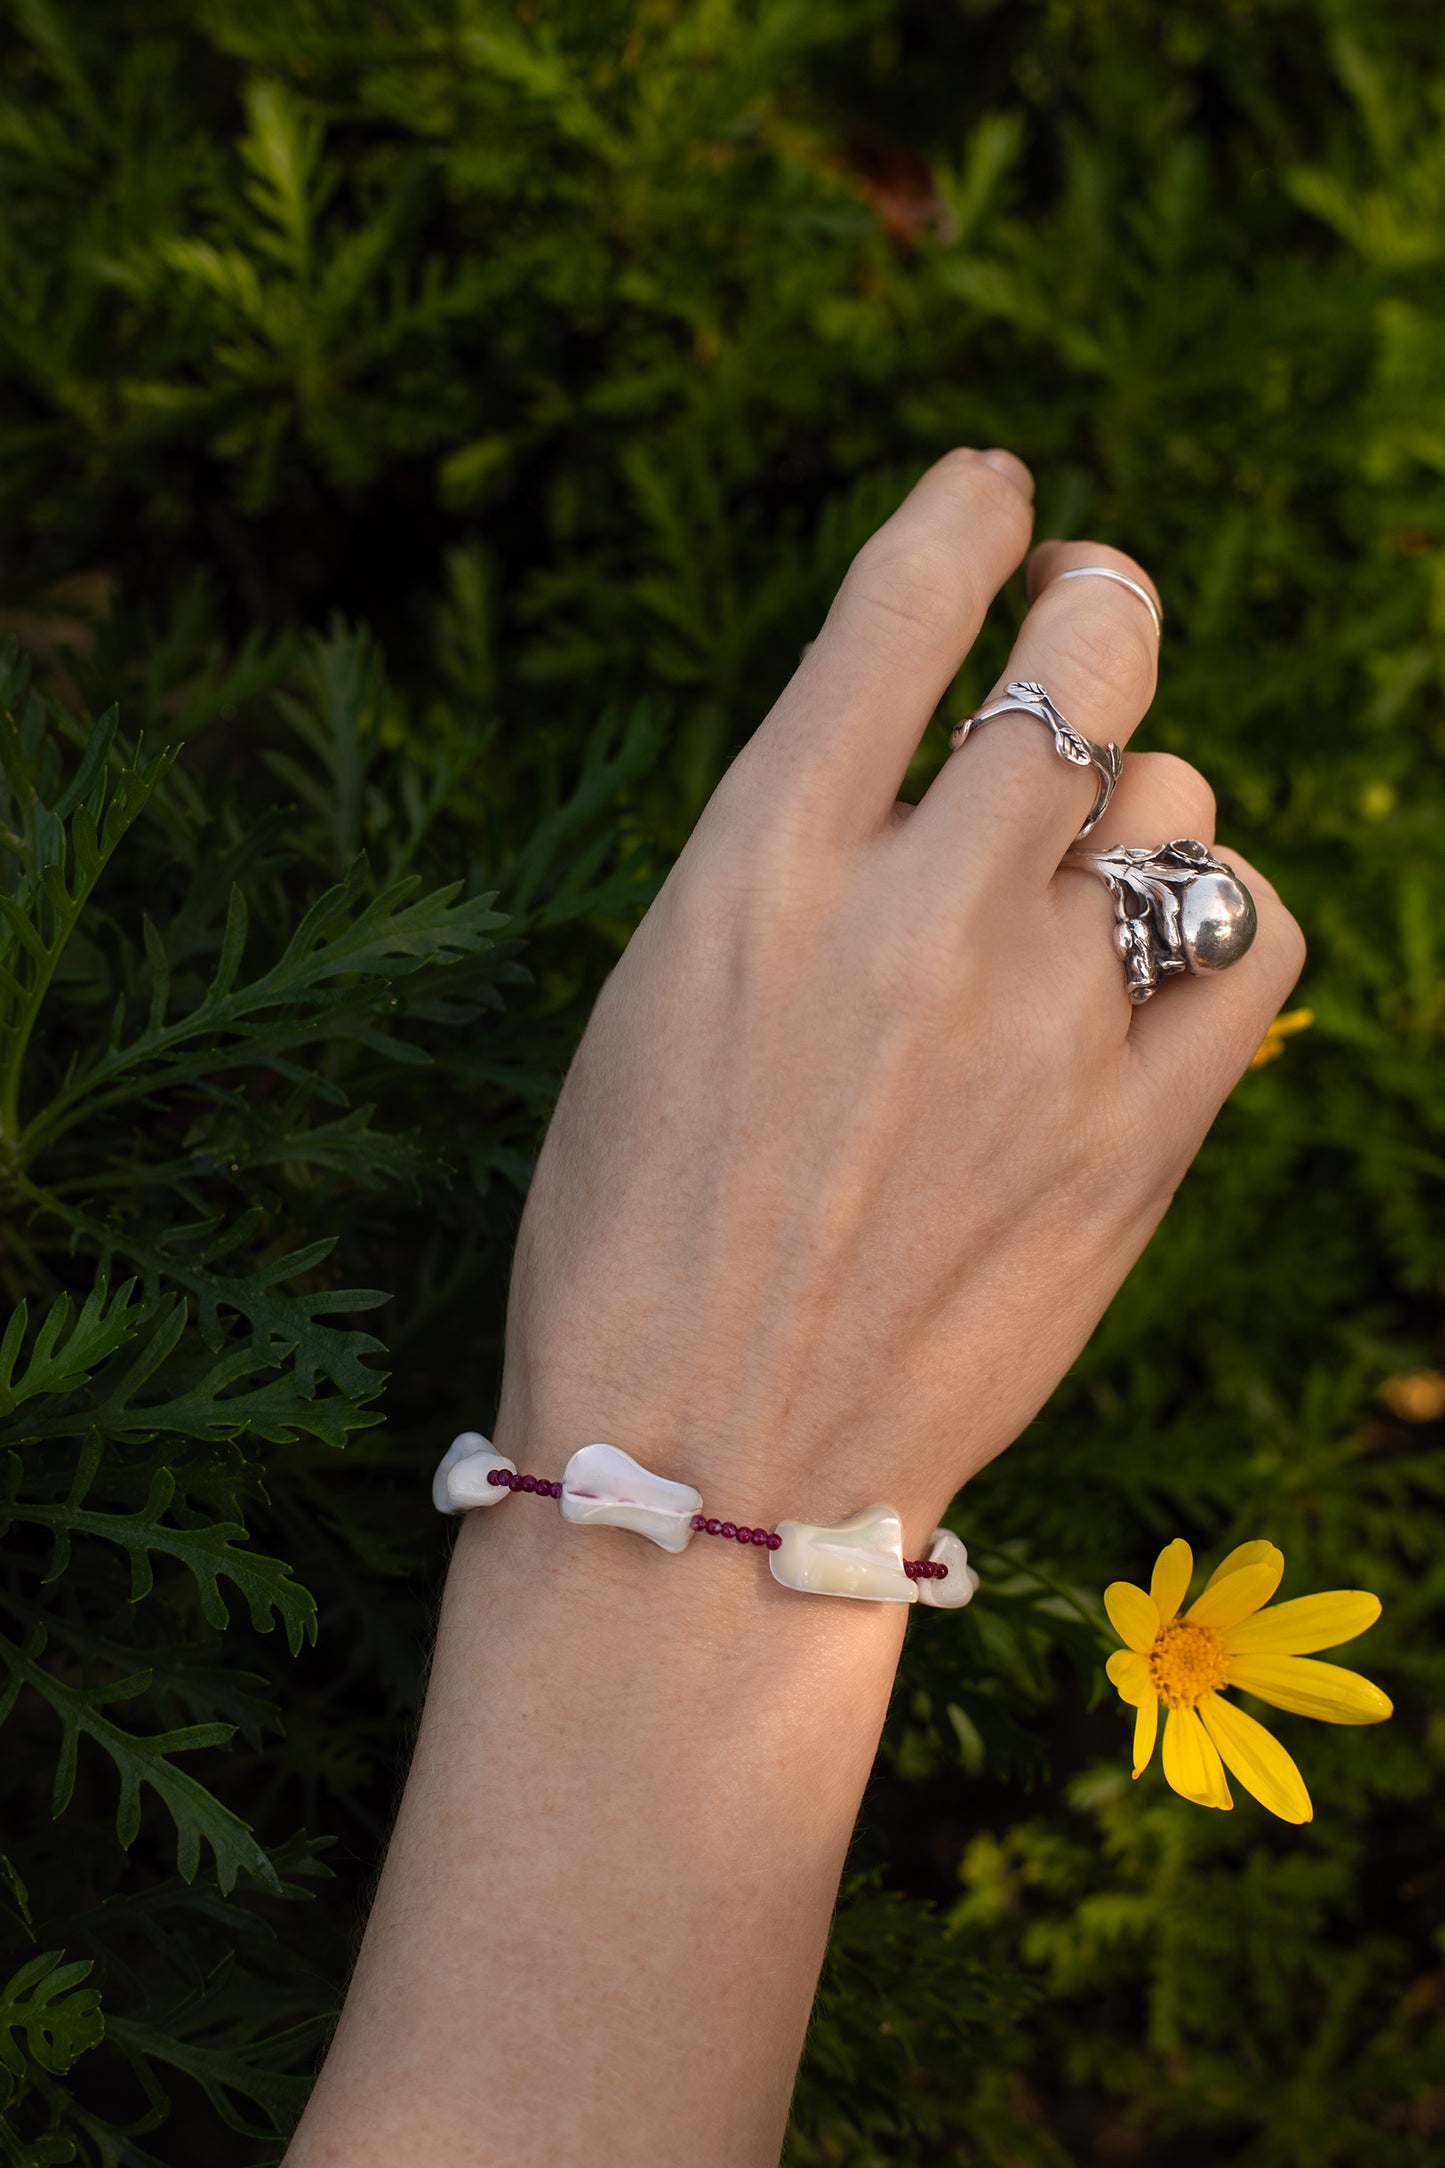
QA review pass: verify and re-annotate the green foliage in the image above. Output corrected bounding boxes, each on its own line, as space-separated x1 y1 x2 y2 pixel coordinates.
1 0 1443 2160
0 1953 104 2103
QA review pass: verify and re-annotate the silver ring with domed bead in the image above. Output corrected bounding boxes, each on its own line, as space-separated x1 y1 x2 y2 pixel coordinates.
1063 837 1258 1004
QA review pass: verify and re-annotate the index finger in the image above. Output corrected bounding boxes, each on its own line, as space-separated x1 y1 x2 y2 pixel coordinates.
731 448 1035 841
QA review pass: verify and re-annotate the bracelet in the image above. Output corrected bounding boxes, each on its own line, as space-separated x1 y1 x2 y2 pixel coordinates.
432 1435 979 1610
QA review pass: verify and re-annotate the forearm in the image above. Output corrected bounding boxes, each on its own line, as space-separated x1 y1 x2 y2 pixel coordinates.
286 1462 916 2168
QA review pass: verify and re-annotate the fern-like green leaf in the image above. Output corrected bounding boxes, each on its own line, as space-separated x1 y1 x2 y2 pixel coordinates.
0 722 175 1147
29 1203 388 1400
0 1299 382 1451
9 1441 318 1652
1 1629 279 1894
24 860 508 1157
106 2012 326 2142
0 1951 104 2088
0 1280 144 1419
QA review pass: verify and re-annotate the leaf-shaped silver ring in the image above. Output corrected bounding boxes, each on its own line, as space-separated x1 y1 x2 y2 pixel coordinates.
948 680 1123 841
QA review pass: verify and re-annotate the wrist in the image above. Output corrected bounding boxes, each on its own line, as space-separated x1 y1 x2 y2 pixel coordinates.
446 1473 916 1693
493 1380 963 1556
453 1421 967 1618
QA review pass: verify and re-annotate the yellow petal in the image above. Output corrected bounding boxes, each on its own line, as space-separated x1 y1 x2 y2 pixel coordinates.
1380 1369 1445 1424
1225 1591 1381 1658
1227 1653 1393 1725
1149 1539 1193 1626
1249 1007 1314 1067
1132 1691 1158 1778
1106 1650 1152 1706
1197 1692 1312 1823
1162 1704 1232 1809
1204 1540 1283 1592
1198 1722 1232 1809
1187 1560 1283 1631
1104 1581 1160 1653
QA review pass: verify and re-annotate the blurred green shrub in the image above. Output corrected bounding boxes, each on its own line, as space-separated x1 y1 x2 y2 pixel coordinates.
1 2 1442 2161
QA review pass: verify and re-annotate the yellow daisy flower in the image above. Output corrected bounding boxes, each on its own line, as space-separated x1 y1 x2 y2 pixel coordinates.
1104 1539 1392 1822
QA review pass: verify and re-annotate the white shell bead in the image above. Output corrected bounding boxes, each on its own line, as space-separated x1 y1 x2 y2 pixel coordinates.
559 1442 701 1553
768 1504 917 1603
432 1432 517 1515
917 1528 980 1609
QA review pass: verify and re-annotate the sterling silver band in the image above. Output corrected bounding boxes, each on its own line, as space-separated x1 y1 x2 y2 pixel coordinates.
948 680 1123 841
1064 838 1258 1003
1052 566 1163 640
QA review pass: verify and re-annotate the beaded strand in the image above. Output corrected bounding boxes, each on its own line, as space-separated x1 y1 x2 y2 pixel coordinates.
692 1513 783 1551
484 1466 948 1580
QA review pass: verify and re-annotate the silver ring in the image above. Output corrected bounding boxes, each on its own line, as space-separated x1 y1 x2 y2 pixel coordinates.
1064 838 1257 1004
948 680 1122 842
1052 566 1163 641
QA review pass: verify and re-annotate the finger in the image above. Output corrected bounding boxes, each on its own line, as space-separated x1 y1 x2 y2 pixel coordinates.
1083 750 1216 854
1048 754 1220 1038
1027 538 1164 633
731 448 1035 840
909 539 1163 889
1124 845 1307 1124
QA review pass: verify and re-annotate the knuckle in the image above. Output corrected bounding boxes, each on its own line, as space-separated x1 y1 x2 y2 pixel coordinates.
1051 605 1158 710
841 540 971 644
1128 751 1217 833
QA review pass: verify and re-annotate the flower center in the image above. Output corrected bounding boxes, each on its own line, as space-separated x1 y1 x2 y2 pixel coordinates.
1148 1619 1229 1710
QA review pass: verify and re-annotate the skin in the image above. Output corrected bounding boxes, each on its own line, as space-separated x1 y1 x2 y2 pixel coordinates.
285 449 1304 2167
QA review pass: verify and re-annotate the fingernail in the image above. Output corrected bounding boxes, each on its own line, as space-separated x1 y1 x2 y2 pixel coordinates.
976 448 1034 501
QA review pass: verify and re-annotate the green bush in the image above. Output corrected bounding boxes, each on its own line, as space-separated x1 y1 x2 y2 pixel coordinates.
1 2 1442 2160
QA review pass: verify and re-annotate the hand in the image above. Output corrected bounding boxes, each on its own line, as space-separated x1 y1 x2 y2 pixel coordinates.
497 448 1304 1544
292 448 1307 2168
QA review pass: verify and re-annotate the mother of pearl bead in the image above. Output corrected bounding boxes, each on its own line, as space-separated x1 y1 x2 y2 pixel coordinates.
559 1442 702 1553
917 1529 980 1609
768 1505 917 1603
432 1431 517 1514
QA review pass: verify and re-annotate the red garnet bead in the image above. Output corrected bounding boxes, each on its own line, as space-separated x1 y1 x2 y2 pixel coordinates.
720 1523 736 1539
705 1519 722 1536
734 1525 752 1543
750 1527 769 1545
767 1533 782 1550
